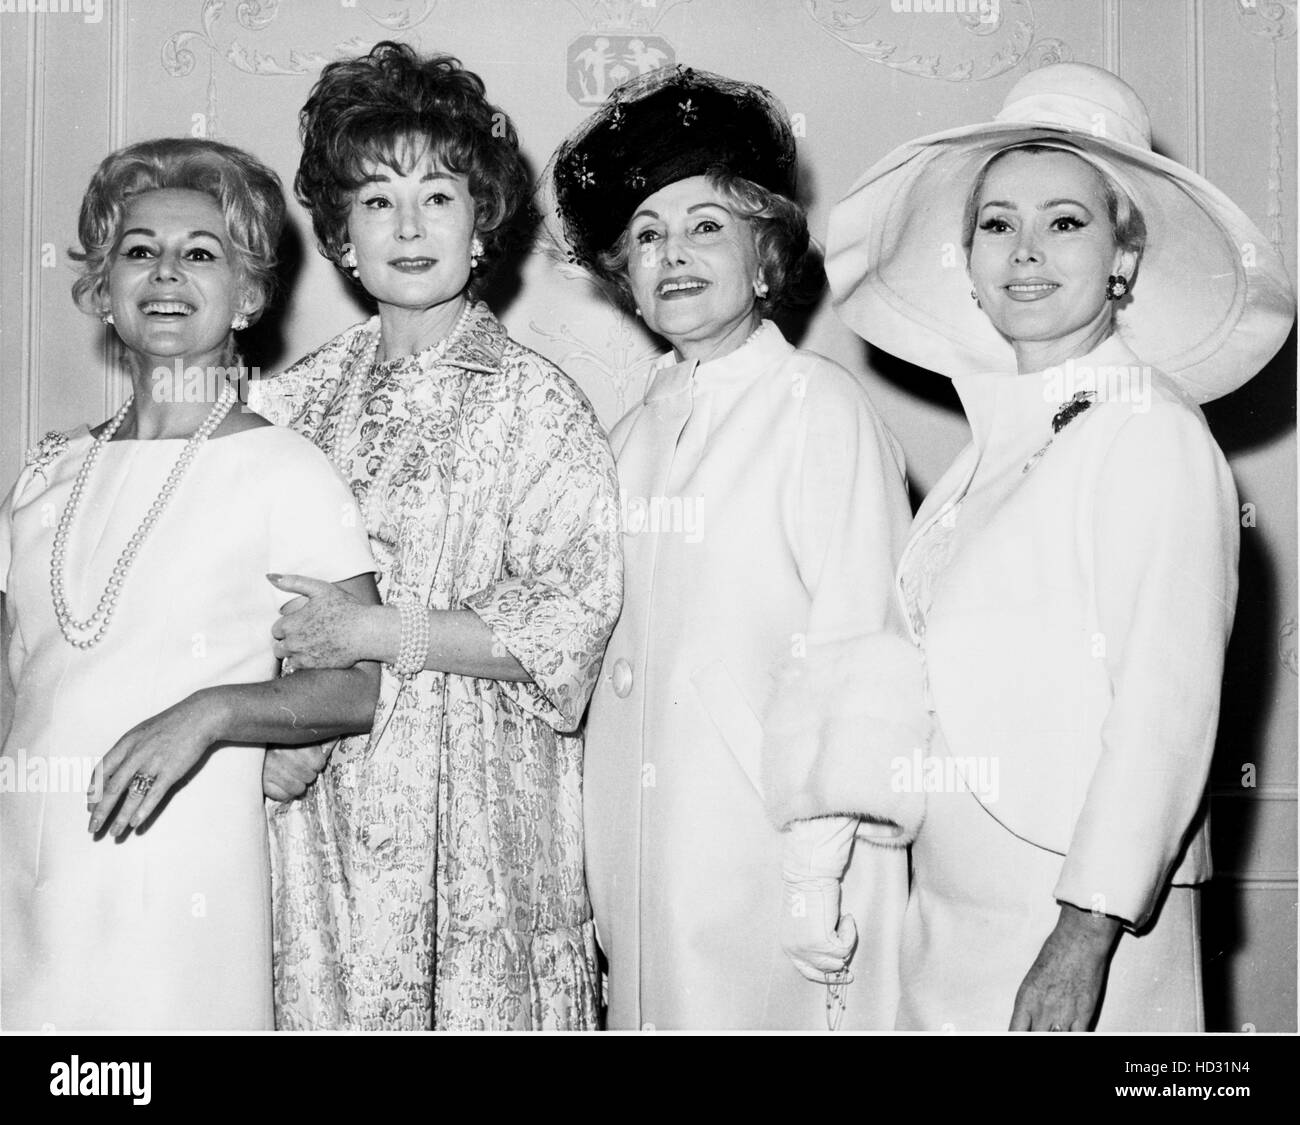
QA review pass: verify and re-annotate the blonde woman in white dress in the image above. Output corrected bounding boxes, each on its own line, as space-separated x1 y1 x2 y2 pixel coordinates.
0 138 379 1030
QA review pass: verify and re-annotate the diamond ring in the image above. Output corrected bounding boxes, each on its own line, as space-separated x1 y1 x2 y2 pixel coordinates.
128 772 157 797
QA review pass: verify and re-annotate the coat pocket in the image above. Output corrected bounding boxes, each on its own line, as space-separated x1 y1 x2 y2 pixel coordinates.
689 660 765 801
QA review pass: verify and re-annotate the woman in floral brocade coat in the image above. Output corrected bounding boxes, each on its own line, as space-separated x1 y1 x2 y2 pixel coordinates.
249 42 622 1031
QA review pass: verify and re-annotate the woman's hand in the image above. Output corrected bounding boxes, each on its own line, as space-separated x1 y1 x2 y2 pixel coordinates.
87 691 226 837
1010 902 1123 1031
780 817 860 983
263 745 331 802
269 573 388 671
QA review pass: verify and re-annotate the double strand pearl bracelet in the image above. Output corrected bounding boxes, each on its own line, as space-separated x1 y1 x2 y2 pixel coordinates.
391 601 430 678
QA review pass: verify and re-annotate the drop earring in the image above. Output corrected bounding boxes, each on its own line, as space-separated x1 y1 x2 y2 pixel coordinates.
753 277 769 299
341 244 360 279
1106 274 1129 300
470 237 484 271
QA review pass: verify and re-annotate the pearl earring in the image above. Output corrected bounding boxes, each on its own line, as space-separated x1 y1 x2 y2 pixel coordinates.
341 244 359 279
1106 274 1130 300
753 278 769 299
470 237 484 270
232 313 250 331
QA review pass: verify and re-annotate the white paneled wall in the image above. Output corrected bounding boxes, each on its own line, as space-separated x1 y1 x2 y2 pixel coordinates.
0 0 1294 1029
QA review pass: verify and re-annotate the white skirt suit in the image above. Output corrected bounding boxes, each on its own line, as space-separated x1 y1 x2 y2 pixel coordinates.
891 336 1235 1030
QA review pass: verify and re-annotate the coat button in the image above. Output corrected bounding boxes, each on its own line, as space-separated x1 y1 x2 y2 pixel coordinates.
611 658 634 698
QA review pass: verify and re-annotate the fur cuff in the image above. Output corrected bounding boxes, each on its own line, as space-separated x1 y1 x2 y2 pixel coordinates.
762 632 930 844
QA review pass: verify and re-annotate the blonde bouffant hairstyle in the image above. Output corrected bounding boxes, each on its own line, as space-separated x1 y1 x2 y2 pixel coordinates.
71 137 286 323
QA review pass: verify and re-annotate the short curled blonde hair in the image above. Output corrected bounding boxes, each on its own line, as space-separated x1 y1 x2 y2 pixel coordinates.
70 137 286 321
597 171 811 314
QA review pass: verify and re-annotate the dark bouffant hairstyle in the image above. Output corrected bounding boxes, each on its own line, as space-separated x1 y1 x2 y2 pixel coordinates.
294 41 530 289
596 171 812 315
71 138 285 321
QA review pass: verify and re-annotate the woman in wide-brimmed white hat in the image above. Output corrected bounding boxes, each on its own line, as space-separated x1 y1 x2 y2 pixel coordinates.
789 62 1295 1031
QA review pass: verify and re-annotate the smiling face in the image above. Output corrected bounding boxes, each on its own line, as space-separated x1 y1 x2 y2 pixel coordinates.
625 175 763 361
345 145 477 315
968 149 1137 366
106 188 252 370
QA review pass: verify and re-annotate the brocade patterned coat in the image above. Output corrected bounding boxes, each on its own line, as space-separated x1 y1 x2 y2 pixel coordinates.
249 301 622 1029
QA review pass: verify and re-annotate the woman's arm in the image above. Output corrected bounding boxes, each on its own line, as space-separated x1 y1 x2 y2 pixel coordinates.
271 360 623 731
267 577 530 682
1009 904 1122 1031
1012 403 1238 1029
761 362 920 976
88 573 381 837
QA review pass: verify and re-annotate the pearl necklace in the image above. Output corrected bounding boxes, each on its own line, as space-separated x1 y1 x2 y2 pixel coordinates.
323 303 474 511
50 382 238 649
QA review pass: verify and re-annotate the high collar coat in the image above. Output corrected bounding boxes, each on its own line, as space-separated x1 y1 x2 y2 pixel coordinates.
583 323 915 1030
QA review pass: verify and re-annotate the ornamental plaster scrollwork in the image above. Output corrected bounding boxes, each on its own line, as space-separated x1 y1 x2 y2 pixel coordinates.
529 315 660 420
161 0 440 134
564 0 695 34
1232 0 1296 256
1234 0 1297 40
802 0 1072 83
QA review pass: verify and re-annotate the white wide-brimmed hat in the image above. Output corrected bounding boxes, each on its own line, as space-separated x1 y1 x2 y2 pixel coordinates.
826 62 1295 402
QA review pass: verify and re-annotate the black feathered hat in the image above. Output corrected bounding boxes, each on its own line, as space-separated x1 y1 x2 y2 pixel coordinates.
551 66 797 270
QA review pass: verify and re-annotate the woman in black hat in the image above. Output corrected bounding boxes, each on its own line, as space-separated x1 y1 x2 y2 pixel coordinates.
552 67 921 1030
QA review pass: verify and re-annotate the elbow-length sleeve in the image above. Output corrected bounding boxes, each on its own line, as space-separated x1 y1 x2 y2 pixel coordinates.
761 361 929 838
1054 402 1239 929
265 436 376 591
462 363 623 734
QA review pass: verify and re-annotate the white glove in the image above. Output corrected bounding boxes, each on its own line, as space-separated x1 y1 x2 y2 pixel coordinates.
780 816 859 983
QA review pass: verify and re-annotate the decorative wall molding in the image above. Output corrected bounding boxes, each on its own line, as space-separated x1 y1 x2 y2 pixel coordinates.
1216 873 1299 887
162 0 440 78
1233 0 1298 40
1210 784 1298 800
1187 0 1205 175
528 313 659 420
1100 0 1120 73
21 17 44 452
105 0 131 417
564 0 694 34
562 0 694 105
1279 616 1298 675
159 0 445 137
803 0 1074 82
1232 0 1296 255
